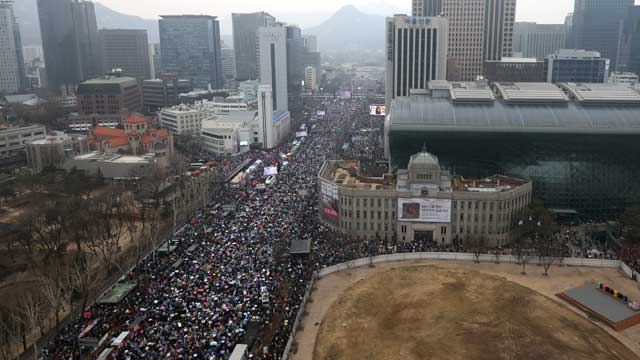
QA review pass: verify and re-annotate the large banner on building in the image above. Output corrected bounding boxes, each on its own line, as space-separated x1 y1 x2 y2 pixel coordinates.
321 181 339 224
398 198 452 223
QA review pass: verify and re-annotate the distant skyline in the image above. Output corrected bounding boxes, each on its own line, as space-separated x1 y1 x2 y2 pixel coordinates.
93 0 601 31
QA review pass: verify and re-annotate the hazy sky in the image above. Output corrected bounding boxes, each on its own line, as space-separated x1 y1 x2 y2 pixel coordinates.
96 0 581 26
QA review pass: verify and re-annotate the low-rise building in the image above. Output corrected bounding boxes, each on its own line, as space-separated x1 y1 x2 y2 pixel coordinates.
75 73 143 130
26 131 89 172
201 111 257 155
64 152 156 179
88 113 173 166
142 74 193 112
318 150 532 247
544 49 610 83
159 105 210 135
483 58 545 82
0 124 46 157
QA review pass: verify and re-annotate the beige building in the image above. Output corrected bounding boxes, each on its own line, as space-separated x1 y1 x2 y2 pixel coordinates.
413 0 516 81
318 150 531 247
304 66 317 92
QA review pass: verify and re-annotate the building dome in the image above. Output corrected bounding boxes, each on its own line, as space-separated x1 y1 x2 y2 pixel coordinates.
409 151 440 167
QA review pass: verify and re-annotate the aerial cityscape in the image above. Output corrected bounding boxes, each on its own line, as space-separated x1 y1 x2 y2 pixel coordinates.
2 0 640 359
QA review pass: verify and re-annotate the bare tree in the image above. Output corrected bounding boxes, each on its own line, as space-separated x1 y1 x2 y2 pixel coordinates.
39 262 70 333
0 305 19 360
17 290 45 360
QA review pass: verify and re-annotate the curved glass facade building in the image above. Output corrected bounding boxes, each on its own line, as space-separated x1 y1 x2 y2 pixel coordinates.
386 82 640 220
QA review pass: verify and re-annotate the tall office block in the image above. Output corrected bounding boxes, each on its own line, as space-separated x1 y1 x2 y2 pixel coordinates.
441 0 485 81
412 0 443 17
622 6 640 76
99 29 151 80
412 0 516 81
286 25 304 90
0 1 25 94
232 12 276 81
151 43 161 78
159 15 223 90
302 35 318 52
72 1 101 80
483 0 516 62
572 0 633 69
385 15 448 107
564 13 574 49
514 23 566 61
258 26 289 114
37 0 100 92
257 27 290 149
221 47 237 89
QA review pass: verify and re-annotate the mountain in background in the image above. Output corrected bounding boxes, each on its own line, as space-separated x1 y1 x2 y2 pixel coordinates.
14 0 159 46
94 2 159 43
305 5 385 52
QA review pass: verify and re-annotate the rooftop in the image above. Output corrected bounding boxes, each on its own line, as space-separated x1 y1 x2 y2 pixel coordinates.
449 82 495 102
81 75 137 85
452 175 529 193
559 83 640 104
494 82 569 103
389 82 640 134
547 49 603 59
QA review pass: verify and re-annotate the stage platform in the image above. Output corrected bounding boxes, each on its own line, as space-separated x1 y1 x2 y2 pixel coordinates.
558 283 640 331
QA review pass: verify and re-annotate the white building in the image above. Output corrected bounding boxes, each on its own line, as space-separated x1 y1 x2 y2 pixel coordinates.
257 26 290 149
159 105 210 135
257 85 290 149
385 15 449 108
609 72 639 87
0 2 24 94
305 66 317 92
0 125 46 156
199 99 252 114
201 110 257 154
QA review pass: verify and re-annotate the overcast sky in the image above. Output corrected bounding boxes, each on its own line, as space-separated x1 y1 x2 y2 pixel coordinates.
95 0 640 31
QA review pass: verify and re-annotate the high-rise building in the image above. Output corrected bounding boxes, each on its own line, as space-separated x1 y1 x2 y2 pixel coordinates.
305 66 317 92
572 0 633 69
544 49 610 83
159 15 224 90
285 24 304 103
221 47 237 90
564 13 574 49
72 1 101 80
257 26 290 149
99 29 151 80
151 43 161 78
37 0 100 92
302 51 321 82
622 6 640 76
514 23 566 61
0 1 25 94
483 0 516 62
384 15 449 108
302 35 318 52
412 0 515 81
412 0 443 17
232 12 276 82
258 26 289 115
